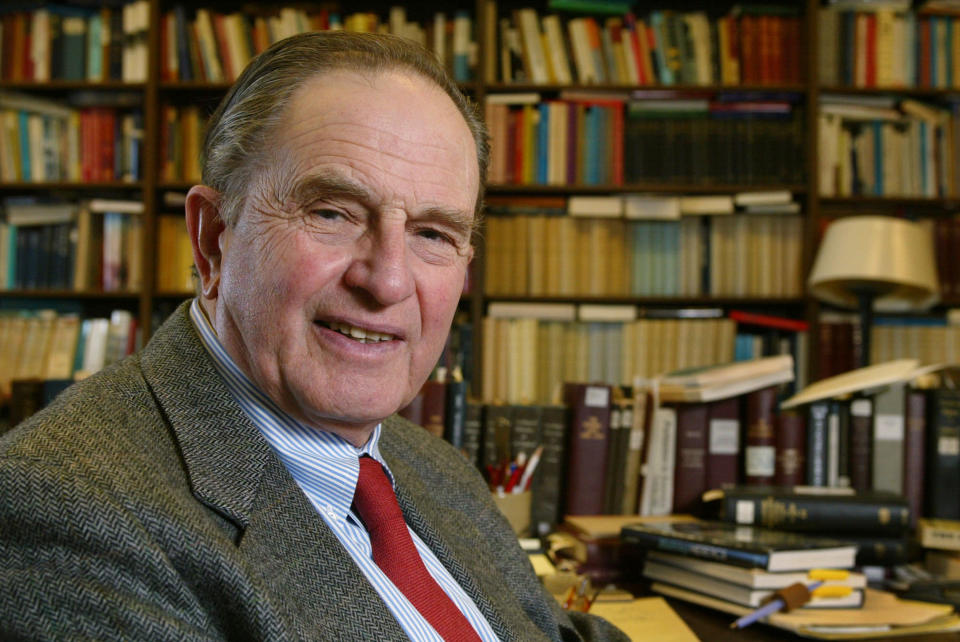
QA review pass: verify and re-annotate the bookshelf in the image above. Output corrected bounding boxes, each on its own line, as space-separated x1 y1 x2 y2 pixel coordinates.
1 0 958 405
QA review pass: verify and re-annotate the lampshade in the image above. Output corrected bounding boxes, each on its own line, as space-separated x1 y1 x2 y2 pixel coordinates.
807 216 940 311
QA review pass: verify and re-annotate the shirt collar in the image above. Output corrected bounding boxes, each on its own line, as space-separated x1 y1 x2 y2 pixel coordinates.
187 298 390 518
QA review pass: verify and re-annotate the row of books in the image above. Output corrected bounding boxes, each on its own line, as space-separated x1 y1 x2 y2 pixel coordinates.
495 5 802 87
0 1 148 83
161 5 475 84
781 361 960 524
817 312 960 377
486 91 804 187
0 308 139 401
819 5 960 89
483 206 802 299
819 97 960 198
0 198 144 293
480 313 737 405
0 91 143 184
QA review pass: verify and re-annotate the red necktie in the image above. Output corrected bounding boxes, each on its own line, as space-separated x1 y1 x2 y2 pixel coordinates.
352 456 482 642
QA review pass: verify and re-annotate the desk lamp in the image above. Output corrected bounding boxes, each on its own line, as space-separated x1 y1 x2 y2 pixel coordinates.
807 216 940 367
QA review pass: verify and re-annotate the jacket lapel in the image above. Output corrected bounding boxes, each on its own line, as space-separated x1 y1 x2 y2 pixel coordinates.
140 304 407 641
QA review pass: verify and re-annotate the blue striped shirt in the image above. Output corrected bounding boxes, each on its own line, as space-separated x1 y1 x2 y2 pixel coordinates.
189 299 498 641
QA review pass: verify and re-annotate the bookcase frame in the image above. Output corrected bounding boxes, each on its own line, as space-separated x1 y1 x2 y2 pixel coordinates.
2 0 957 397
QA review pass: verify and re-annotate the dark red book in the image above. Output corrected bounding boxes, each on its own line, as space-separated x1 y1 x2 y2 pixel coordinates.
729 310 809 332
671 403 709 514
744 386 777 486
849 396 874 492
774 409 805 487
904 388 927 528
563 383 612 516
705 397 740 492
399 380 446 438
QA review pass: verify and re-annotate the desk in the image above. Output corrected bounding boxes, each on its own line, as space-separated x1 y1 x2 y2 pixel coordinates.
663 596 954 641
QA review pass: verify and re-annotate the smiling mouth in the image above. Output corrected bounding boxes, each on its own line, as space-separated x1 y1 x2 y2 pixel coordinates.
317 320 396 344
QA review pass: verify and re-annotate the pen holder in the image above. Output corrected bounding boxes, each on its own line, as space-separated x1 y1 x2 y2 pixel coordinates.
492 489 532 536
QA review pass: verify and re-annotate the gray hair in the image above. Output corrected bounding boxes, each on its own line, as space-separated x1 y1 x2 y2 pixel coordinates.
202 30 489 227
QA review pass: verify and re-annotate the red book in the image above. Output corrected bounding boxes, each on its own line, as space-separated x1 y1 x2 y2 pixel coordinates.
705 397 740 491
848 396 873 491
610 105 624 186
563 383 612 516
511 108 524 185
624 14 646 85
904 387 926 528
212 12 235 81
919 19 932 88
739 15 758 85
744 386 777 486
729 310 809 332
100 108 116 182
671 403 708 513
865 13 877 88
774 409 805 486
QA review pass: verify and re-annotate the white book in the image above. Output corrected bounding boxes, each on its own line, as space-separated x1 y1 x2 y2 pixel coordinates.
486 302 576 321
623 195 681 220
516 9 549 84
734 190 793 207
568 195 623 217
678 195 734 215
542 15 572 85
81 318 111 375
485 92 541 105
87 199 144 215
578 304 637 322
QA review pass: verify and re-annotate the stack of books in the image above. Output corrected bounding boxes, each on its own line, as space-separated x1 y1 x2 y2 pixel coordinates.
621 519 864 611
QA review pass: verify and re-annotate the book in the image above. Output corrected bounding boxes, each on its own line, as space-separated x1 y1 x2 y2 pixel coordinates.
702 486 911 536
669 401 708 513
775 409 805 486
705 396 740 492
642 558 865 608
563 382 612 515
620 519 858 571
743 386 777 486
925 387 960 519
919 519 960 552
530 404 567 536
644 550 868 590
658 355 794 403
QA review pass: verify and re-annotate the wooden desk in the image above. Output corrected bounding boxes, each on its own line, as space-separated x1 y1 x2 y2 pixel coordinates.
663 596 954 641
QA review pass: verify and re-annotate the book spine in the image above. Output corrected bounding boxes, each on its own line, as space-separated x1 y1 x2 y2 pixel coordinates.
531 405 567 536
806 401 830 486
672 403 708 513
774 409 805 486
925 388 960 519
564 383 612 515
443 379 467 449
706 396 740 491
460 400 483 469
718 492 910 535
903 388 926 528
744 386 776 486
849 396 873 492
621 531 769 569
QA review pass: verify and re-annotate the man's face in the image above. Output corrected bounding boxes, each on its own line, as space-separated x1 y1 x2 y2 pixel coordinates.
209 70 477 444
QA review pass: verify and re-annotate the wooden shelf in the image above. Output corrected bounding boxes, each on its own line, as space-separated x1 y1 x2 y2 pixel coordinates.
487 183 808 195
484 295 807 306
0 290 141 300
484 82 808 93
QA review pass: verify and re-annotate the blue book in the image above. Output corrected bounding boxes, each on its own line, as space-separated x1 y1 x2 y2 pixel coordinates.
621 519 857 572
872 121 883 196
87 13 103 81
18 111 30 182
584 107 600 185
537 103 549 185
173 5 192 81
663 220 680 297
649 12 673 85
4 223 17 288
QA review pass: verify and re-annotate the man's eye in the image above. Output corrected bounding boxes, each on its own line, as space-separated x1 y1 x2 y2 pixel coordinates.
418 228 454 244
312 208 344 220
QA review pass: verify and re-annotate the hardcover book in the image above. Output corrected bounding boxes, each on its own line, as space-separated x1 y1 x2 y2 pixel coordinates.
702 486 911 536
644 550 867 591
620 519 857 571
642 558 864 609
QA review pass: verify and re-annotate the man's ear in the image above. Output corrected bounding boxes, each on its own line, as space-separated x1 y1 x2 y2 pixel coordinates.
185 185 226 300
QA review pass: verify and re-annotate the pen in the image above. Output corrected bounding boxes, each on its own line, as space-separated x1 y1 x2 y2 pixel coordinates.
517 445 543 492
730 580 823 630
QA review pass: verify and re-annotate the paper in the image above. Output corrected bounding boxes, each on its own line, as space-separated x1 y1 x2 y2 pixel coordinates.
589 596 699 642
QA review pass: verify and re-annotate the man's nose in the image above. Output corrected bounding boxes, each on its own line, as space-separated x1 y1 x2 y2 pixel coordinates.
343 224 416 306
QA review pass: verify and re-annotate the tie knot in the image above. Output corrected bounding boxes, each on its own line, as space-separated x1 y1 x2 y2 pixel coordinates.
353 456 403 529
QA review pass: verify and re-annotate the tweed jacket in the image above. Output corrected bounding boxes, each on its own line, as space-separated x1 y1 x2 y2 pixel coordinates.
0 303 628 642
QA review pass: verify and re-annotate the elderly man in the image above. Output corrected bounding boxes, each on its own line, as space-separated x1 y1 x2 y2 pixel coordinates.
0 32 628 641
